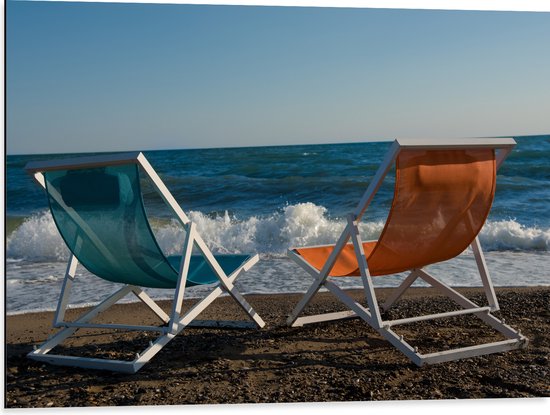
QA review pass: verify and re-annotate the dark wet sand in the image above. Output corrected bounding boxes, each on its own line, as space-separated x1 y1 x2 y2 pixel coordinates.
5 287 550 408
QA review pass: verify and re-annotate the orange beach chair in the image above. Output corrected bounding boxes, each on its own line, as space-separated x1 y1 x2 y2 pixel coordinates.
287 138 528 366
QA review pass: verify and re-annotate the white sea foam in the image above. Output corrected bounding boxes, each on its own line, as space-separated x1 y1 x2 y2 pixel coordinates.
6 205 550 263
479 220 550 251
6 211 68 261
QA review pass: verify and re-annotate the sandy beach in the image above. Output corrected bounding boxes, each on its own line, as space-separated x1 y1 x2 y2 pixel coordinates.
5 286 550 408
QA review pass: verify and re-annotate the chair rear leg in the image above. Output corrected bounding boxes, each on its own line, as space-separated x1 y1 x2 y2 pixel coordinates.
374 269 528 366
380 270 419 312
177 254 265 330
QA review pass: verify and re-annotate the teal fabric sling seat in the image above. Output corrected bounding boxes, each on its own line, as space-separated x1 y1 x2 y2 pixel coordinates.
25 152 265 373
45 164 249 289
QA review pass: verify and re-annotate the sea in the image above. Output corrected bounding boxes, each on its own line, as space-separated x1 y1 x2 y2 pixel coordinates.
5 136 550 315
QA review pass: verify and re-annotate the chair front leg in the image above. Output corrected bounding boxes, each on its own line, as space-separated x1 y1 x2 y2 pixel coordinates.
53 254 79 327
348 215 383 329
287 224 354 326
168 222 195 333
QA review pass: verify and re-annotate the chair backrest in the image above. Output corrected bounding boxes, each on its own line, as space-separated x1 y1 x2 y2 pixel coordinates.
367 147 496 276
44 162 180 288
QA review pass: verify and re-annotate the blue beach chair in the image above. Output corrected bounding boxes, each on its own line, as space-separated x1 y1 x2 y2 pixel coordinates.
25 152 265 373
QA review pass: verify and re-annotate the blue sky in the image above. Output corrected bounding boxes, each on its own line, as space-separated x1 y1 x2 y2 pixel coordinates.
6 1 550 154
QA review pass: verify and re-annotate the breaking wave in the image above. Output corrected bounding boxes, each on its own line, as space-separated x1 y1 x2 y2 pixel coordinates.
6 204 550 262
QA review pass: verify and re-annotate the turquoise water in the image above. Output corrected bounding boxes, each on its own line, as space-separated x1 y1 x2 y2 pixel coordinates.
5 137 550 313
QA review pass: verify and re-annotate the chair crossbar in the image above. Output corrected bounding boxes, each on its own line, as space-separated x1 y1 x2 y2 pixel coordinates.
71 286 134 325
325 281 374 323
186 320 260 329
292 311 358 327
28 353 138 373
55 322 169 333
419 338 526 365
383 306 491 327
24 152 142 174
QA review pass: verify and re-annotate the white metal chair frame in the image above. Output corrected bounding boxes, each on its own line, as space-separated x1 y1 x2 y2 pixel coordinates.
25 152 265 373
287 138 528 366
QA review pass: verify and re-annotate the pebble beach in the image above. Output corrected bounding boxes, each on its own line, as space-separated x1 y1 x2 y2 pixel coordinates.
5 286 549 408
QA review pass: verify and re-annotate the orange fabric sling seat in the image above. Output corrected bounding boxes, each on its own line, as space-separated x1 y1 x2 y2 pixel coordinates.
294 148 496 277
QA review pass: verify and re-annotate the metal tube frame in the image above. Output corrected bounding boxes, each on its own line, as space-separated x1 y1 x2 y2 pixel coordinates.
286 138 527 366
25 152 265 373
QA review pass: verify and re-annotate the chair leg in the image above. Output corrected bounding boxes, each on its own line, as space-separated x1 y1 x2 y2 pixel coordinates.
286 271 329 327
27 285 176 373
286 225 354 326
168 225 195 333
183 254 265 329
191 230 266 328
380 270 419 312
416 269 524 339
373 268 528 366
375 323 527 367
285 253 527 365
28 332 174 374
53 254 79 326
288 217 385 329
131 287 171 324
348 215 383 328
220 281 266 328
285 261 369 327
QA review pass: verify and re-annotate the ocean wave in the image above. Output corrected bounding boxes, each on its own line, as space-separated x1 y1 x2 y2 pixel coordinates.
479 220 550 251
5 205 550 262
6 211 68 261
